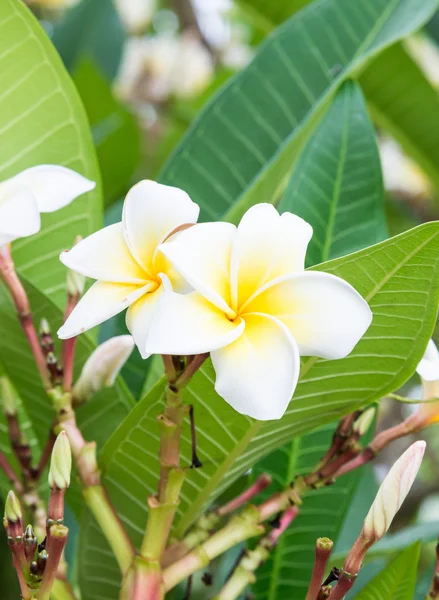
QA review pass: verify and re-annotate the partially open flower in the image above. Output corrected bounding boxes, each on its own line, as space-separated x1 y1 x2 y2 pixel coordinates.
73 335 135 402
146 204 372 420
411 340 439 430
49 432 72 491
57 181 199 357
0 165 95 248
362 440 425 544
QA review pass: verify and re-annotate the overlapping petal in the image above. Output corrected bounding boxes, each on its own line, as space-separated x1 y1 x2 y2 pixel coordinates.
6 165 95 212
245 271 372 359
0 187 40 246
416 339 439 382
230 204 313 310
58 281 153 339
158 222 236 316
126 284 165 358
211 313 300 420
60 223 148 284
146 289 244 355
122 180 199 274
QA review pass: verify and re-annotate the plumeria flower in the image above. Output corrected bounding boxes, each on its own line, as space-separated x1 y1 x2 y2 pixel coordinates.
0 165 95 247
146 203 373 420
57 181 199 355
410 339 439 430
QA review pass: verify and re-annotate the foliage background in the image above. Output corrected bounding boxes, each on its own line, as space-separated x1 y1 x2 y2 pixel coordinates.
3 0 439 598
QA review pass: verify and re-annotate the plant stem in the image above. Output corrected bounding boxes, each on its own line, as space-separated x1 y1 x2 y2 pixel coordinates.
426 541 439 598
0 245 51 389
58 408 135 574
163 506 265 591
326 571 357 600
0 450 24 494
217 474 272 517
39 524 68 600
214 506 298 600
305 538 334 600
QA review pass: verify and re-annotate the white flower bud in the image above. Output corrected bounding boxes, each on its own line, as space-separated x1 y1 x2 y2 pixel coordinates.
353 407 375 437
5 491 22 523
0 376 18 416
48 431 72 490
363 441 425 542
73 336 135 402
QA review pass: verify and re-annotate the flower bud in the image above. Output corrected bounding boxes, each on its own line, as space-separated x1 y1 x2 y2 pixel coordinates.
48 431 72 490
353 407 375 437
4 491 22 523
73 335 135 402
39 318 51 337
363 441 425 543
0 376 18 416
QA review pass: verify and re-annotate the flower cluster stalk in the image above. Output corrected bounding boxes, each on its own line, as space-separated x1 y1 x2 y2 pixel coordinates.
305 538 334 600
214 506 299 600
426 540 439 598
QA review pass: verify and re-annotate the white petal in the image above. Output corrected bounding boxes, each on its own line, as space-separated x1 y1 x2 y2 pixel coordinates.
159 222 236 316
122 180 199 274
60 223 148 284
211 314 300 420
7 165 95 212
0 186 40 245
231 204 313 310
416 340 439 382
146 289 244 355
57 281 152 339
126 284 165 359
245 271 372 359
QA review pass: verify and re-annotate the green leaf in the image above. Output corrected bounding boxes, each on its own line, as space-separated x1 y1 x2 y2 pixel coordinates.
78 222 439 598
281 80 386 265
352 543 421 600
160 0 438 224
72 59 140 205
0 277 135 447
0 0 102 306
51 0 125 81
359 40 439 195
250 424 364 600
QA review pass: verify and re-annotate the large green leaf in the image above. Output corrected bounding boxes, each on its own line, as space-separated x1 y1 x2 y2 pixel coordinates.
51 0 125 81
281 80 386 265
359 41 439 194
352 543 420 600
160 0 438 224
78 222 439 598
0 0 102 305
250 424 363 600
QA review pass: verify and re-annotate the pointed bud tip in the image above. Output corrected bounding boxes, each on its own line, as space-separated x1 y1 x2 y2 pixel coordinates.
363 441 425 543
39 318 51 335
5 491 22 523
48 431 72 490
353 407 376 436
0 377 18 416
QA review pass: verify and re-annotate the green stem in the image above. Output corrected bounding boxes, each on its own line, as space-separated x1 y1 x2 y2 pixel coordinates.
83 486 134 575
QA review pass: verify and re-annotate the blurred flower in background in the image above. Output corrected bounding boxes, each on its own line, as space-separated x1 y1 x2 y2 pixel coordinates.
115 0 156 34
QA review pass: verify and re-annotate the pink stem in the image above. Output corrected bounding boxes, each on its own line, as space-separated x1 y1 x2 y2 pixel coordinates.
217 474 272 517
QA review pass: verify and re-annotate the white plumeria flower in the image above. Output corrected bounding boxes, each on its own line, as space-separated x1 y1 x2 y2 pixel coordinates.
363 440 425 542
73 335 135 402
411 339 439 429
57 181 200 356
146 204 373 420
0 165 95 247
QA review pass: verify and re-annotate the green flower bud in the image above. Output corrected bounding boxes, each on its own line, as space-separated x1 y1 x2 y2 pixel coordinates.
0 377 18 416
48 431 72 490
4 491 22 523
